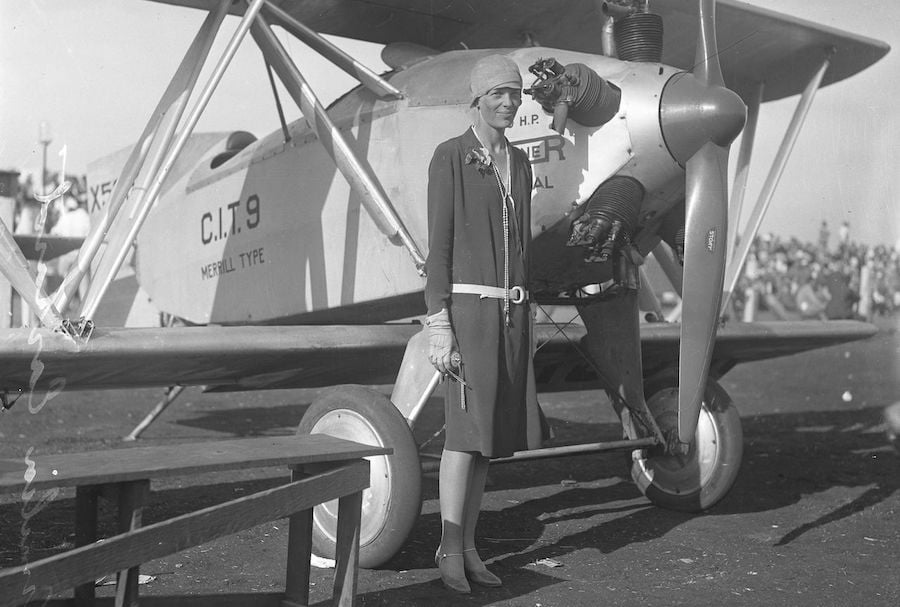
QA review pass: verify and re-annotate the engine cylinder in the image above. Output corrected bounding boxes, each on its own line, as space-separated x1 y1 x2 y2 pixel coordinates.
614 12 664 63
524 59 621 133
563 63 621 127
584 176 645 235
568 176 645 259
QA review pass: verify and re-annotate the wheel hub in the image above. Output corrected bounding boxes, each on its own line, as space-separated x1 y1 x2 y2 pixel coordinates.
308 409 392 546
637 386 721 493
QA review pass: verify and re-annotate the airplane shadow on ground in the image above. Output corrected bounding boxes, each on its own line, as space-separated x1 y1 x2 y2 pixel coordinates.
384 405 898 557
173 397 899 555
171 402 312 436
354 406 898 604
713 406 899 546
147 396 900 607
2 404 895 604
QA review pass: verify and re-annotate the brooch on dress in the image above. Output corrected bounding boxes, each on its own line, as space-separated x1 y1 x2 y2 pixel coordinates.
465 146 493 176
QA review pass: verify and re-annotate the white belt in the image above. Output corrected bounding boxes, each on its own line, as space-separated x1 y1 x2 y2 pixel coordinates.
452 283 528 304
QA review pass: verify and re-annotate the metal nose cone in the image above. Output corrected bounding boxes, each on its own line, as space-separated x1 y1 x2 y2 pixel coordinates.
659 72 746 165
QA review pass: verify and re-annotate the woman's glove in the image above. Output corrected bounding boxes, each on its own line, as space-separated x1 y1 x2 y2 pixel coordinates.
425 308 456 374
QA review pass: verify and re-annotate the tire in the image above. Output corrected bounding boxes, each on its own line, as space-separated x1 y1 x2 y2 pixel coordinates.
296 385 422 568
630 374 742 512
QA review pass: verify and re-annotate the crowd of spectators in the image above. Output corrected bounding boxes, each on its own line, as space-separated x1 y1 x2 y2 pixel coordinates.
733 220 900 322
10 170 91 318
12 170 89 236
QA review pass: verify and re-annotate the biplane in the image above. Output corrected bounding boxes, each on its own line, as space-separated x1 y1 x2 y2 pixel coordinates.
0 0 886 568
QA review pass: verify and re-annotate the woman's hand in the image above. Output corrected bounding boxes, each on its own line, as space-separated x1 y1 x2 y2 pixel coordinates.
426 308 457 374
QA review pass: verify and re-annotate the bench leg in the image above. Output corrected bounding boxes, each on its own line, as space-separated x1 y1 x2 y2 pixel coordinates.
114 480 149 607
283 468 313 607
332 490 362 607
74 486 99 607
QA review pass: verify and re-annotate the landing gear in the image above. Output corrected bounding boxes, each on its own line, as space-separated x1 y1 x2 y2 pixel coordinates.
631 374 743 512
296 385 422 568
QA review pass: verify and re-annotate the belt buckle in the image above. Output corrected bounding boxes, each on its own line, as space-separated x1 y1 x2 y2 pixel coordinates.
509 285 526 304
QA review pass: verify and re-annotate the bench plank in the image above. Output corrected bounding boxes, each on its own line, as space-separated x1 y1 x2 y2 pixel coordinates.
0 435 388 491
0 461 369 607
34 593 286 606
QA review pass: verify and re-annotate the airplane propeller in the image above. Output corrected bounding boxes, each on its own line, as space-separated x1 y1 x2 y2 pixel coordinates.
659 0 746 442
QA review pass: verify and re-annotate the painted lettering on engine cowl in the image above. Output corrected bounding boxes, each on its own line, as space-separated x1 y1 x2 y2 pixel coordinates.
512 134 566 165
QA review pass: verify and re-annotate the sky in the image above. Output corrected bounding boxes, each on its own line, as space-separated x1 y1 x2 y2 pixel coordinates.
1 0 898 247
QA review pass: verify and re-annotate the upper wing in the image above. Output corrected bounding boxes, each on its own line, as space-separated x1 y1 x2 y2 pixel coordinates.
151 0 888 102
0 320 876 393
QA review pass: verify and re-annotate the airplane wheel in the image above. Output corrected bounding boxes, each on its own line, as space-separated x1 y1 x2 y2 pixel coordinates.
631 375 742 512
296 385 422 568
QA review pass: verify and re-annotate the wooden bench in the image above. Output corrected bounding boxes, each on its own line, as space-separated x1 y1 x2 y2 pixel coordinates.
0 435 390 607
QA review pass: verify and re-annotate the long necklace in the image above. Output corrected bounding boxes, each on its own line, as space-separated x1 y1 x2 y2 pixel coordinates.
472 127 517 326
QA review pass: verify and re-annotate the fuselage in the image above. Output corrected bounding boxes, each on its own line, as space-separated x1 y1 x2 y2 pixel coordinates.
94 47 688 325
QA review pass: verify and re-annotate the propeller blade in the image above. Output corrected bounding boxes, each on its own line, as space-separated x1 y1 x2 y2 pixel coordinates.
694 0 724 87
678 142 728 442
669 0 742 442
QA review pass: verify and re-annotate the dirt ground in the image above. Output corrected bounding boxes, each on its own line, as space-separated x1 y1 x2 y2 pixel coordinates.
1 315 898 606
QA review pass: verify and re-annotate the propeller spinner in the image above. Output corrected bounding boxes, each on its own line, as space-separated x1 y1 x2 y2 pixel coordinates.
659 0 746 442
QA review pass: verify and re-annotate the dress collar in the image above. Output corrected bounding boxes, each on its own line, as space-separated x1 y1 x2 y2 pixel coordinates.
469 125 508 158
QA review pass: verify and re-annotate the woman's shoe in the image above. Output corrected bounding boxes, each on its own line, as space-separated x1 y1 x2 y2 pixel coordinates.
435 548 471 594
463 548 502 587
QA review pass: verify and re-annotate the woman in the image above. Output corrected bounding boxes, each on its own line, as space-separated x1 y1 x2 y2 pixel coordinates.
425 54 546 593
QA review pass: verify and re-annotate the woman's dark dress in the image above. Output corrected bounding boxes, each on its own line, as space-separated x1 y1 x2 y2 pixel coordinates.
425 127 545 458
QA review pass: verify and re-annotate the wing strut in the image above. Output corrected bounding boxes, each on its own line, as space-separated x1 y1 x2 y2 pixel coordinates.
53 2 230 316
637 266 666 321
78 0 268 321
0 186 67 330
124 385 187 441
727 81 764 259
260 2 402 99
651 241 683 298
721 54 832 314
250 13 427 274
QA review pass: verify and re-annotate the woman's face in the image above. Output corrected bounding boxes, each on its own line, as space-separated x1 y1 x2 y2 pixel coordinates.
476 86 522 130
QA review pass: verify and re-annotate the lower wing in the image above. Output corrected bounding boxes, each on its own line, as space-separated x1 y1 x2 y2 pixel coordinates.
534 319 878 392
0 320 876 394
